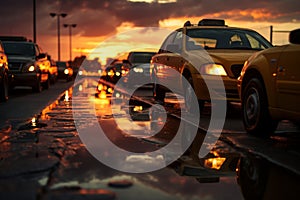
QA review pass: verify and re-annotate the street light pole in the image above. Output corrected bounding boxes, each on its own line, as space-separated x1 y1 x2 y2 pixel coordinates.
63 24 77 62
50 12 67 61
33 0 36 43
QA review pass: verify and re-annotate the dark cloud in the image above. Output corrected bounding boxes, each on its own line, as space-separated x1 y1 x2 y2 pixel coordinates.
0 0 299 40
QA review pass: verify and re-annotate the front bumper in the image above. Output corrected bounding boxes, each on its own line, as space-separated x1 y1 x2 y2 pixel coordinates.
9 72 40 87
192 73 240 102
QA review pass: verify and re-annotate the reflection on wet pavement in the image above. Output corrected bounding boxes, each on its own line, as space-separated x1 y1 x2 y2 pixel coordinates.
0 77 299 199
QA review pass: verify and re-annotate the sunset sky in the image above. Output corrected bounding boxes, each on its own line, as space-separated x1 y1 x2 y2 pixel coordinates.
1 0 300 64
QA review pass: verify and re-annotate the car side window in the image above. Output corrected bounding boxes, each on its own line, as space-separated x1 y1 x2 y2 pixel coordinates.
35 44 42 56
173 31 183 51
159 31 177 53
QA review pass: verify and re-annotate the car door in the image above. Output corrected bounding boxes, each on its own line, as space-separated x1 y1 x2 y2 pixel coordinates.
152 30 184 94
276 44 300 113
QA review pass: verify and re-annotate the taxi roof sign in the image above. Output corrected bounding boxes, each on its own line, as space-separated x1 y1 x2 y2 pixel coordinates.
198 19 226 26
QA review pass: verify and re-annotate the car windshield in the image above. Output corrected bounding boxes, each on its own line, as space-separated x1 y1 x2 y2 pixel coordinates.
3 42 35 56
56 62 67 69
129 52 156 64
186 28 273 51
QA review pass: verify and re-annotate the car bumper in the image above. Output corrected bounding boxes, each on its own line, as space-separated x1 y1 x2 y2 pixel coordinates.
192 73 240 102
9 72 40 87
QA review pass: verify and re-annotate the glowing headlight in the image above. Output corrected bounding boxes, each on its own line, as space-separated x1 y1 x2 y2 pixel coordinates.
78 70 83 76
200 63 227 76
121 69 128 75
64 68 69 75
108 70 114 76
204 157 226 170
133 67 144 73
115 71 121 76
28 65 35 72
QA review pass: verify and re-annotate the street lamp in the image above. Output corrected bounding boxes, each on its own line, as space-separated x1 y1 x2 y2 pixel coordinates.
50 12 67 61
63 23 77 61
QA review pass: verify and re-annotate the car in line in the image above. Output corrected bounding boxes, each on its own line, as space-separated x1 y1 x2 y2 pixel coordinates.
1 36 51 92
150 19 273 113
46 55 58 84
0 40 9 102
102 63 130 84
237 28 300 136
122 51 156 87
56 61 73 82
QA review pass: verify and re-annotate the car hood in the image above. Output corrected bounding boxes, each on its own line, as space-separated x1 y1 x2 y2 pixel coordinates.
7 55 35 63
207 50 258 66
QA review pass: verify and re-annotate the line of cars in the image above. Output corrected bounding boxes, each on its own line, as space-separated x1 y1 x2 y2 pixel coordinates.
99 19 299 137
0 36 74 102
97 51 156 94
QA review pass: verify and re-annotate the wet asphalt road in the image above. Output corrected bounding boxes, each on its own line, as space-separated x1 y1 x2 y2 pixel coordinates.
0 77 299 200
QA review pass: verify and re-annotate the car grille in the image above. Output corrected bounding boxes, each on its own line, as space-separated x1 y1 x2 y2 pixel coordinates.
8 62 23 71
231 64 243 78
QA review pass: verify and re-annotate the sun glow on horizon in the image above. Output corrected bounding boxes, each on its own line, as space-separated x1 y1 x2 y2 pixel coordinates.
50 9 300 63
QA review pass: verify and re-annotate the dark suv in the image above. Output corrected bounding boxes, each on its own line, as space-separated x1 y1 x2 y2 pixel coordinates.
1 37 50 92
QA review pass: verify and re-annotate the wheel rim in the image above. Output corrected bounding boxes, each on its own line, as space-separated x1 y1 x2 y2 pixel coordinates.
244 87 260 126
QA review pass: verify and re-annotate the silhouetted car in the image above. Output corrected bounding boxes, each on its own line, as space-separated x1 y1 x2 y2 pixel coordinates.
46 55 58 84
0 41 9 102
56 61 73 82
151 19 272 113
237 28 300 136
2 37 51 92
102 63 130 84
49 59 58 84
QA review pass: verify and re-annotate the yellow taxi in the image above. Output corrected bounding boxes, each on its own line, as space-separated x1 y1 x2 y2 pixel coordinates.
237 28 300 136
151 19 272 113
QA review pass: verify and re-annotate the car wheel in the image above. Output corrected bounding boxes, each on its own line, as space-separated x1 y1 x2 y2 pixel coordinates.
154 84 166 104
184 76 204 114
33 78 42 93
0 73 9 102
242 78 278 136
237 155 269 200
43 77 50 90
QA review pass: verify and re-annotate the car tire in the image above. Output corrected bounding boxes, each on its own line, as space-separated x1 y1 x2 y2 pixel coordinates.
237 155 269 200
242 78 278 136
184 76 204 114
154 84 166 104
0 73 9 102
33 78 42 93
43 77 50 90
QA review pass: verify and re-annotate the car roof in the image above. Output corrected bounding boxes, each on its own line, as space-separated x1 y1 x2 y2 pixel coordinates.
2 40 35 45
179 25 258 32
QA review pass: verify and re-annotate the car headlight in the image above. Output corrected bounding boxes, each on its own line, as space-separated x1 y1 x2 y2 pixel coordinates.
64 68 69 75
133 67 144 73
200 63 227 76
23 62 36 72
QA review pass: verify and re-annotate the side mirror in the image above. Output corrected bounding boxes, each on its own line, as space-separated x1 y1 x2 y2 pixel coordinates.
289 29 300 44
166 44 180 53
37 53 47 59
